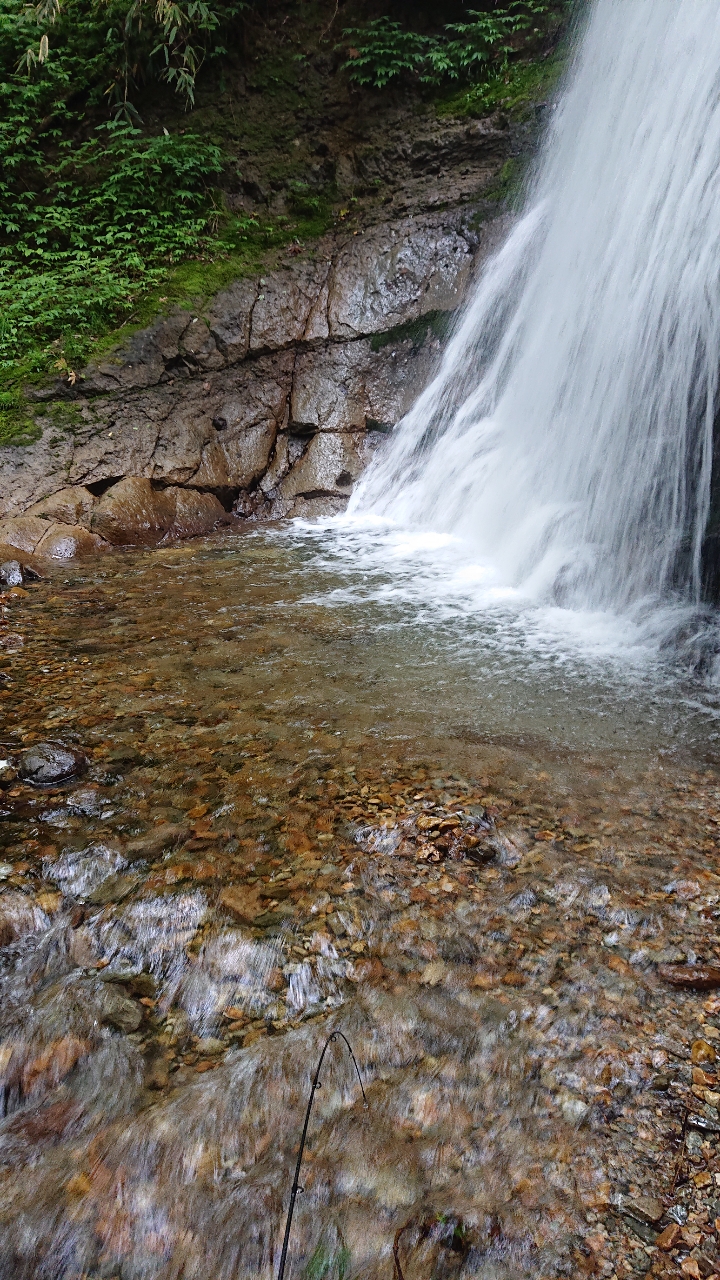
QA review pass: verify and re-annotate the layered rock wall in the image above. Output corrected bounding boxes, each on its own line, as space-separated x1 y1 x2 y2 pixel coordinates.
0 207 507 553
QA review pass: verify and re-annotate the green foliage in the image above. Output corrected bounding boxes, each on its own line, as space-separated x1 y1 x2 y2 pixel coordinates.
0 0 260 413
340 3 553 90
338 18 432 90
0 122 226 365
4 0 247 115
303 1242 351 1280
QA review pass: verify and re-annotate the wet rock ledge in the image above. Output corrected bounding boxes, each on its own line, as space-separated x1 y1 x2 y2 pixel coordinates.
0 207 504 556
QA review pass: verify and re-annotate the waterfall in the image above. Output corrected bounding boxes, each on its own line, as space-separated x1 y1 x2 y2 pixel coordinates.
351 0 720 618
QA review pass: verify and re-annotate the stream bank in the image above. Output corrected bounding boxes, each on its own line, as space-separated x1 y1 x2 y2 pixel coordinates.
0 38 534 556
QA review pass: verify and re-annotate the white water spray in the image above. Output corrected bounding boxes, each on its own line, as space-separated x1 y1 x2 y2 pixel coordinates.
352 0 720 618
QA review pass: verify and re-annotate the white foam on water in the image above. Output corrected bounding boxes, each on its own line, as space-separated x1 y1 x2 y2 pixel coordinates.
299 0 720 676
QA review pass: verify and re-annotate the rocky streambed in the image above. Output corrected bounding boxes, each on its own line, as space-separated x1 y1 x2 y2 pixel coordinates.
2 531 720 1279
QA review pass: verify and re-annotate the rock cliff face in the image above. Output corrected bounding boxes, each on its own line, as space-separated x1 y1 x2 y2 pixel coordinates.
0 117 517 554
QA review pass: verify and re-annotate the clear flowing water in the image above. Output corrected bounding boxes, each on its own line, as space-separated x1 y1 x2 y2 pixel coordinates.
352 0 720 639
1 532 720 1280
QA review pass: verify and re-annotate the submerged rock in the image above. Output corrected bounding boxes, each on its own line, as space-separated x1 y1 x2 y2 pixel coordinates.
18 741 87 786
0 560 22 586
96 982 143 1033
0 514 107 558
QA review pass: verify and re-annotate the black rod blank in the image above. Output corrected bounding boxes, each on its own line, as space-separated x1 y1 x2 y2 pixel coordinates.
276 1031 368 1280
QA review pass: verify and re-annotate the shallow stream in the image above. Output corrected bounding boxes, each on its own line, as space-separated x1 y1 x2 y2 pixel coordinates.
2 523 720 1279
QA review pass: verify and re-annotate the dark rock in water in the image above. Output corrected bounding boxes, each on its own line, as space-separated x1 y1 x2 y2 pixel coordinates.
18 741 87 786
649 1073 670 1090
0 560 23 587
100 970 155 998
96 982 143 1033
658 962 720 990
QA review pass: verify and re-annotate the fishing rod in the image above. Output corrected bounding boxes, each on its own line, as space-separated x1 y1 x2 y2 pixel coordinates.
277 1031 368 1280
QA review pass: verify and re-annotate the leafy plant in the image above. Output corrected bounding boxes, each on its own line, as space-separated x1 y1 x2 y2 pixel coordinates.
0 122 225 364
0 0 259 400
10 0 248 113
340 3 554 90
338 18 433 90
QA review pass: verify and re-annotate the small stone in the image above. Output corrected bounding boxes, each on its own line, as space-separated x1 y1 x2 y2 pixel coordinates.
195 1038 224 1056
502 970 527 987
656 1222 681 1250
692 1040 717 1065
65 1172 92 1198
145 1059 170 1090
35 891 61 914
626 1196 664 1225
650 1074 670 1090
420 960 446 986
694 1170 713 1188
242 1028 267 1047
219 884 261 924
623 1214 659 1245
680 1260 702 1279
18 742 87 786
0 763 17 787
97 984 143 1033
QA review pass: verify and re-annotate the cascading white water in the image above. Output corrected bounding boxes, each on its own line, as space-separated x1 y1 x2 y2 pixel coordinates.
351 0 720 617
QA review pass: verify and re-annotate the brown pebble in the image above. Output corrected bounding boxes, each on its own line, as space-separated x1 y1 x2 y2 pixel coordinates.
502 971 526 987
656 1222 681 1251
691 1039 717 1065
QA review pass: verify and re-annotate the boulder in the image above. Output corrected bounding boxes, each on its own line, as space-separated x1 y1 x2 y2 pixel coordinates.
169 488 224 538
26 486 96 528
190 421 278 490
35 523 107 558
18 742 87 786
0 543 45 577
0 515 51 553
90 477 176 545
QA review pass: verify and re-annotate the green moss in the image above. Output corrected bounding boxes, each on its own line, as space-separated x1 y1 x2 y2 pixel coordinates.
370 309 454 353
436 48 568 121
0 391 42 448
88 205 335 362
482 156 529 210
47 400 84 432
